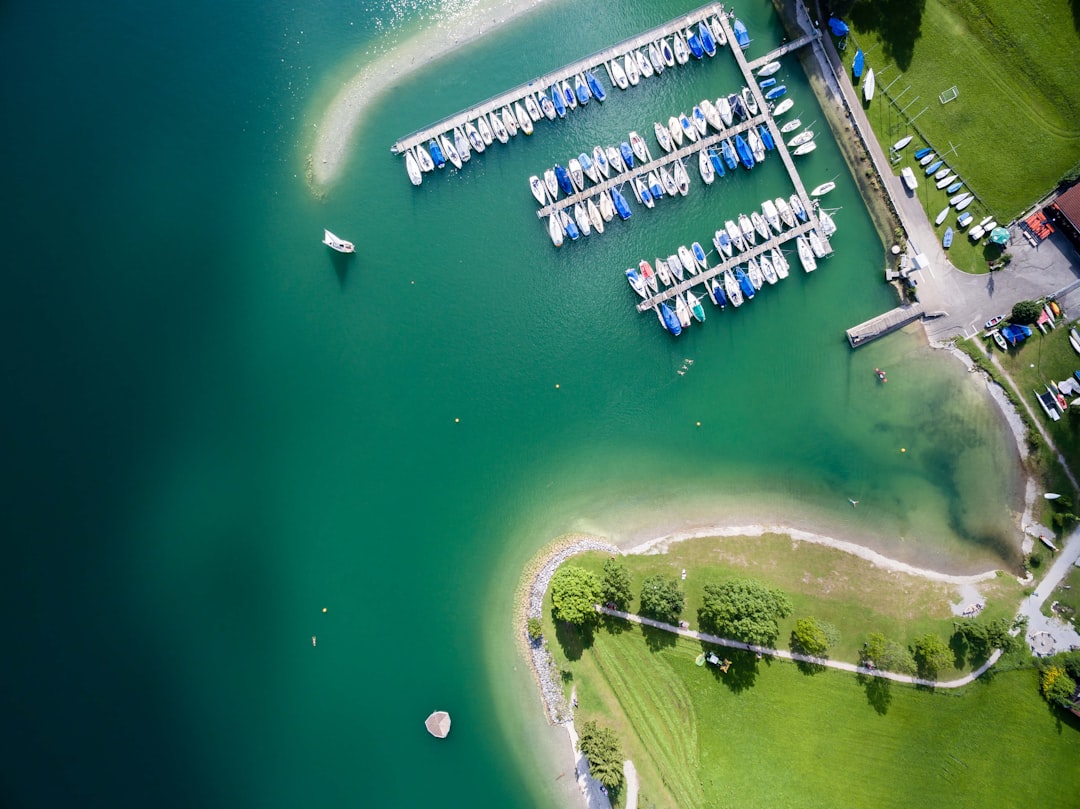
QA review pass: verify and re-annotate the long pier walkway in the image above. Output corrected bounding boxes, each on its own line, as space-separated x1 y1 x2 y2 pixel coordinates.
633 13 829 313
745 30 820 72
390 2 725 157
535 114 766 220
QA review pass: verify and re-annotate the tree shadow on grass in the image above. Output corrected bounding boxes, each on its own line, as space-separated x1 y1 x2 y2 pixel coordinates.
849 0 926 71
642 623 678 653
1071 0 1080 33
553 615 593 662
601 613 630 636
950 632 969 670
857 672 893 715
704 648 760 694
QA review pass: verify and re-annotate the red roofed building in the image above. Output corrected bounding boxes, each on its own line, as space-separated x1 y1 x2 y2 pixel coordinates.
1048 181 1080 249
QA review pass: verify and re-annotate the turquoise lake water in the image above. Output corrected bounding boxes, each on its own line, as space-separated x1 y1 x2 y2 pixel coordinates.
0 0 1023 806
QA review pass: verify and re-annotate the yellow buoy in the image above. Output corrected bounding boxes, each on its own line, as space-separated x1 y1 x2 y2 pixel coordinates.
322 607 327 613
901 447 906 453
696 421 701 427
555 384 560 389
454 418 460 423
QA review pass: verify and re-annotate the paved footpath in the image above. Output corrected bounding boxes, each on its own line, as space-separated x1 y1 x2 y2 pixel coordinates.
597 606 1000 687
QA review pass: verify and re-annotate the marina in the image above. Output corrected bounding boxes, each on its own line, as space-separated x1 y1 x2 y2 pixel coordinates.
390 4 730 161
630 13 832 321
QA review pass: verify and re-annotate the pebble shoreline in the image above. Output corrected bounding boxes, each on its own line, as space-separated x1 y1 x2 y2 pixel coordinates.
518 536 619 724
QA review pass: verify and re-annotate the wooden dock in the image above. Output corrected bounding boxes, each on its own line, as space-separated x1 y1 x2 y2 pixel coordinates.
745 31 820 72
845 305 926 347
390 2 727 157
535 113 766 219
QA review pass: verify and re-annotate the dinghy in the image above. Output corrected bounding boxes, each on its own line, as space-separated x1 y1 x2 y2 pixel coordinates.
654 121 673 153
772 98 794 116
810 181 834 197
758 60 781 77
863 68 875 101
943 227 954 248
404 150 423 186
853 49 864 78
892 135 913 151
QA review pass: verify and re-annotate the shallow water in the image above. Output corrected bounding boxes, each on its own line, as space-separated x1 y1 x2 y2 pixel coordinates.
0 0 1023 806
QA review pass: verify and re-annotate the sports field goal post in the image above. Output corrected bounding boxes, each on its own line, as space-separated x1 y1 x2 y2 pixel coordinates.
939 86 959 104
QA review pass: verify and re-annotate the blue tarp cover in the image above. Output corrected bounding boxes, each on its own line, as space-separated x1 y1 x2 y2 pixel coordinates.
828 17 850 36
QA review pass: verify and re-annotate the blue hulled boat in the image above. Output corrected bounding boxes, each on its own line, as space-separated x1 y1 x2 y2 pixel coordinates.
708 147 725 177
721 139 738 170
914 146 931 159
853 49 864 79
736 267 756 299
619 142 635 169
428 138 446 169
734 134 755 169
585 71 606 102
759 125 775 150
764 85 787 100
574 75 591 105
759 78 776 89
730 93 747 121
554 164 574 196
709 279 727 309
551 86 566 118
699 21 717 56
733 19 750 49
660 302 682 335
687 32 704 59
610 187 632 220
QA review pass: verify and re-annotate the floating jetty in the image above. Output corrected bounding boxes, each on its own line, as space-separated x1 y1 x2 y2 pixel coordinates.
634 13 831 318
845 305 926 347
390 3 729 162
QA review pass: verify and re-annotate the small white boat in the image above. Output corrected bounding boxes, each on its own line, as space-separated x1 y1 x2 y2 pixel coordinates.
668 253 685 282
699 149 715 184
568 158 585 192
598 191 615 222
772 98 794 117
668 116 684 147
936 173 959 189
490 112 509 144
593 146 611 179
634 177 655 208
629 131 650 164
323 229 355 254
750 211 769 240
686 290 706 323
548 214 564 247
579 153 599 184
524 94 542 122
672 160 690 196
610 58 628 90
647 42 664 74
464 122 485 154
901 167 918 190
404 150 422 186
956 195 974 211
515 102 533 135
747 127 766 163
1070 328 1080 355
726 219 745 252
543 169 558 200
659 37 675 68
624 53 640 86
587 197 604 232
934 166 950 181
760 254 779 285
935 206 950 225
810 181 834 197
636 48 653 79
863 67 876 102
775 197 796 228
738 213 756 245
700 98 722 131
574 203 591 237
501 106 518 138
678 245 698 276
746 258 764 290
819 210 836 237
950 190 971 205
673 31 689 65
789 194 807 222
440 134 462 170
789 130 815 148
660 166 679 197
561 79 577 110
780 118 801 133
716 95 733 126
606 145 625 173
762 199 781 233
758 60 781 77
679 113 698 143
742 87 759 117
414 144 435 172
453 127 471 162
655 257 672 286
793 141 817 156
691 106 708 137
529 175 547 204
477 116 494 145
724 270 743 307
920 151 937 166
808 229 827 258
771 247 790 278
654 121 673 153
797 235 817 272
675 294 692 327
892 135 913 151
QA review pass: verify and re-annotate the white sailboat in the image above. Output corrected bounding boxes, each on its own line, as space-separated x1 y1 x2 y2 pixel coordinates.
323 229 355 254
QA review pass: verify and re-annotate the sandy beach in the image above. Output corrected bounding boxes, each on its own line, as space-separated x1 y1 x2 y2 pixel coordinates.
307 0 554 191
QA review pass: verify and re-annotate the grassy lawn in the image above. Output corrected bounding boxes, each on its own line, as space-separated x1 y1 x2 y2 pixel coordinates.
838 0 1080 232
562 535 1022 672
553 621 1080 809
1043 564 1080 631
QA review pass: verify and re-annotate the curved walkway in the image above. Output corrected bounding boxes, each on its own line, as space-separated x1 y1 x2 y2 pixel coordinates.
598 606 1001 688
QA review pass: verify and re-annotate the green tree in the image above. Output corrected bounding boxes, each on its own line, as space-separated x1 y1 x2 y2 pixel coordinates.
550 565 601 626
639 575 685 623
1041 665 1077 707
699 578 792 647
577 720 624 791
601 559 633 610
862 632 916 675
791 617 831 656
912 633 952 679
526 617 542 642
1010 299 1043 324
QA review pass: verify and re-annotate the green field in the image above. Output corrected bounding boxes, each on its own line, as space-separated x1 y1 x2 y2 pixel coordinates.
1043 564 1080 630
839 0 1080 234
555 623 1080 809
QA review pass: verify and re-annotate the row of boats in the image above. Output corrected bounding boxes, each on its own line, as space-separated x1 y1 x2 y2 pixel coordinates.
626 203 837 336
400 12 749 186
893 138 978 246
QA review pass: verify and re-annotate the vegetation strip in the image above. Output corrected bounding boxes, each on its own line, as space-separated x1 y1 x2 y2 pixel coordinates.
598 606 1002 688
